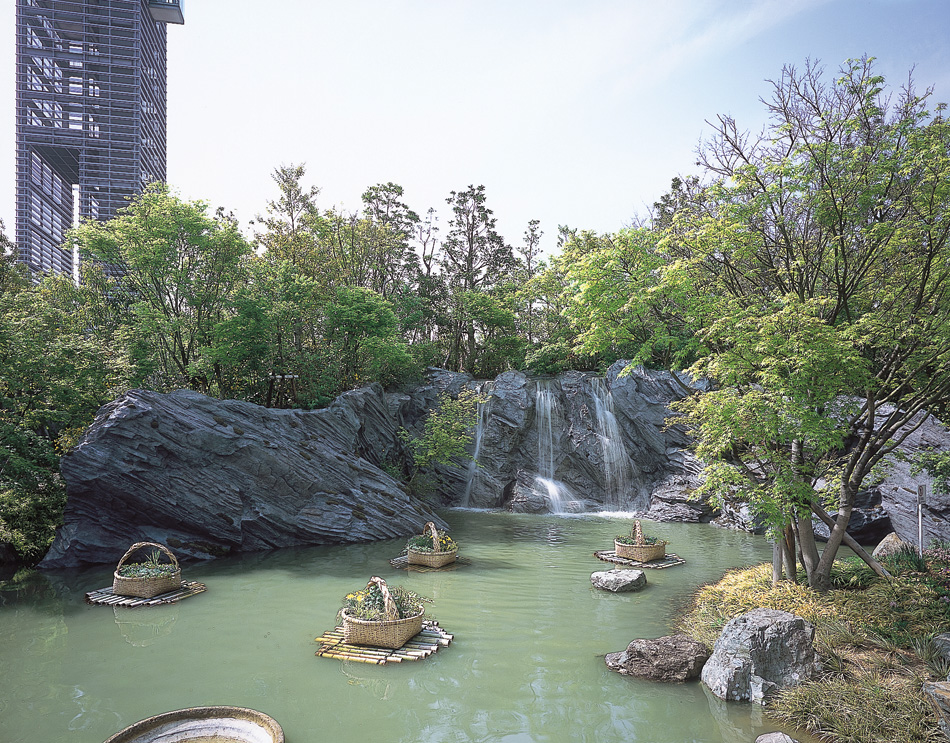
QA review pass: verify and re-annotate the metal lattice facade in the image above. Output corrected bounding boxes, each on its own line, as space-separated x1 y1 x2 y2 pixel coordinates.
15 0 183 276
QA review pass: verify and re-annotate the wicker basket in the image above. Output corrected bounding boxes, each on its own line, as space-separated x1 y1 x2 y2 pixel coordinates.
614 539 666 562
614 521 667 563
341 576 424 648
342 609 425 649
406 521 458 567
112 542 182 598
406 547 458 567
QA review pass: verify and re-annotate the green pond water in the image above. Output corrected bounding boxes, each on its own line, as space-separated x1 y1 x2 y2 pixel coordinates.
0 511 819 743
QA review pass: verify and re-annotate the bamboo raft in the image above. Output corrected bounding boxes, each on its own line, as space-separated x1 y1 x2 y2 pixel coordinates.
389 553 471 571
315 620 452 664
594 551 686 569
84 581 207 607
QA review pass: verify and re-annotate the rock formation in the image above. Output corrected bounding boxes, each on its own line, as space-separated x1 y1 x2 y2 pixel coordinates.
40 386 445 568
39 360 950 568
417 362 703 515
701 608 821 704
605 633 710 681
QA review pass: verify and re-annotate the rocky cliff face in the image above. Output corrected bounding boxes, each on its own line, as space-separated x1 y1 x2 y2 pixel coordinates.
409 362 703 515
40 386 446 569
40 362 950 568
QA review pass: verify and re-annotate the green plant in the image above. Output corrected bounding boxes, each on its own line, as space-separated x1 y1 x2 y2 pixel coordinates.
615 520 667 546
406 529 456 554
881 545 928 575
116 550 177 579
339 579 430 622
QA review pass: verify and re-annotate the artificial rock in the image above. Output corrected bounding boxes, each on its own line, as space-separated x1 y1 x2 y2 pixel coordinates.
700 608 820 704
40 386 445 568
605 633 710 681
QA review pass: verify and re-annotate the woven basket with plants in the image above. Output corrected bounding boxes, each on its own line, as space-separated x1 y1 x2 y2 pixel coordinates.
614 520 668 563
112 542 182 598
406 521 458 567
339 576 430 649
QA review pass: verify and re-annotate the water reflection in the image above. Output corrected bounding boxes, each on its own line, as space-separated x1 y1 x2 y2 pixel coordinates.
0 511 820 743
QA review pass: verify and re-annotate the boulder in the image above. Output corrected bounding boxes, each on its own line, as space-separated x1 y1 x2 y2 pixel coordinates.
39 387 446 568
591 569 647 592
605 633 709 681
872 532 914 559
755 734 799 743
701 608 821 704
923 681 950 739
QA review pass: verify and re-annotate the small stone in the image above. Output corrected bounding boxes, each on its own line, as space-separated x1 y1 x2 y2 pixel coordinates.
755 734 799 743
591 569 647 592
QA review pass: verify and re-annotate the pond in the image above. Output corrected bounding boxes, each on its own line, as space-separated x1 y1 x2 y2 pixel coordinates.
0 511 818 743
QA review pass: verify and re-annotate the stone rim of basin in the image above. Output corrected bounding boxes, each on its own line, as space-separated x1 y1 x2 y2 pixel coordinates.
103 705 283 743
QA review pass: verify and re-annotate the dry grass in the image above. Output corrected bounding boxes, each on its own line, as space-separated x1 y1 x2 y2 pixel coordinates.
677 561 950 743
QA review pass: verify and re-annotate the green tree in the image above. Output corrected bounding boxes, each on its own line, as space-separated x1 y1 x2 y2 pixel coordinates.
323 286 419 390
440 185 519 372
72 183 253 394
659 57 950 590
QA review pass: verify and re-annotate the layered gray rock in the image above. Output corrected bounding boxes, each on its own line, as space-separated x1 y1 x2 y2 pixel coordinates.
590 568 647 592
812 488 892 545
40 386 445 568
923 681 950 739
870 411 950 548
701 608 820 704
605 633 709 681
424 362 704 514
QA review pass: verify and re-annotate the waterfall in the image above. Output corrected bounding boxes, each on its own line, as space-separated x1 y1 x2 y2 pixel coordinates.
462 382 493 508
534 382 574 513
591 377 633 511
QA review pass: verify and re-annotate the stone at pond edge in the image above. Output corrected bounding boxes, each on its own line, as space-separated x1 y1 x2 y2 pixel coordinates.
871 531 913 559
755 734 800 743
700 608 820 704
605 633 709 682
591 569 647 592
924 681 950 739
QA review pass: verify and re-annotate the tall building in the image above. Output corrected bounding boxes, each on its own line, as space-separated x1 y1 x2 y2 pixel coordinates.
14 0 184 276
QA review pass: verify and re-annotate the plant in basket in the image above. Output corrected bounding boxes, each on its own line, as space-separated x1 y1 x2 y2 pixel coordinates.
406 521 458 567
113 542 182 598
614 520 668 563
339 576 431 649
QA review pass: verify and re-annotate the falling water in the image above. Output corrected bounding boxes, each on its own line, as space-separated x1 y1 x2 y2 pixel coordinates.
591 377 633 511
462 382 493 508
534 382 575 513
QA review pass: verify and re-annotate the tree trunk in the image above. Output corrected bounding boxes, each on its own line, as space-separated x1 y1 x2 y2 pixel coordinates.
812 501 891 579
811 481 858 591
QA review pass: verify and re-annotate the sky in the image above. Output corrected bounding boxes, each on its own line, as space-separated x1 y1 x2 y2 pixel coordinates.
2 0 950 257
